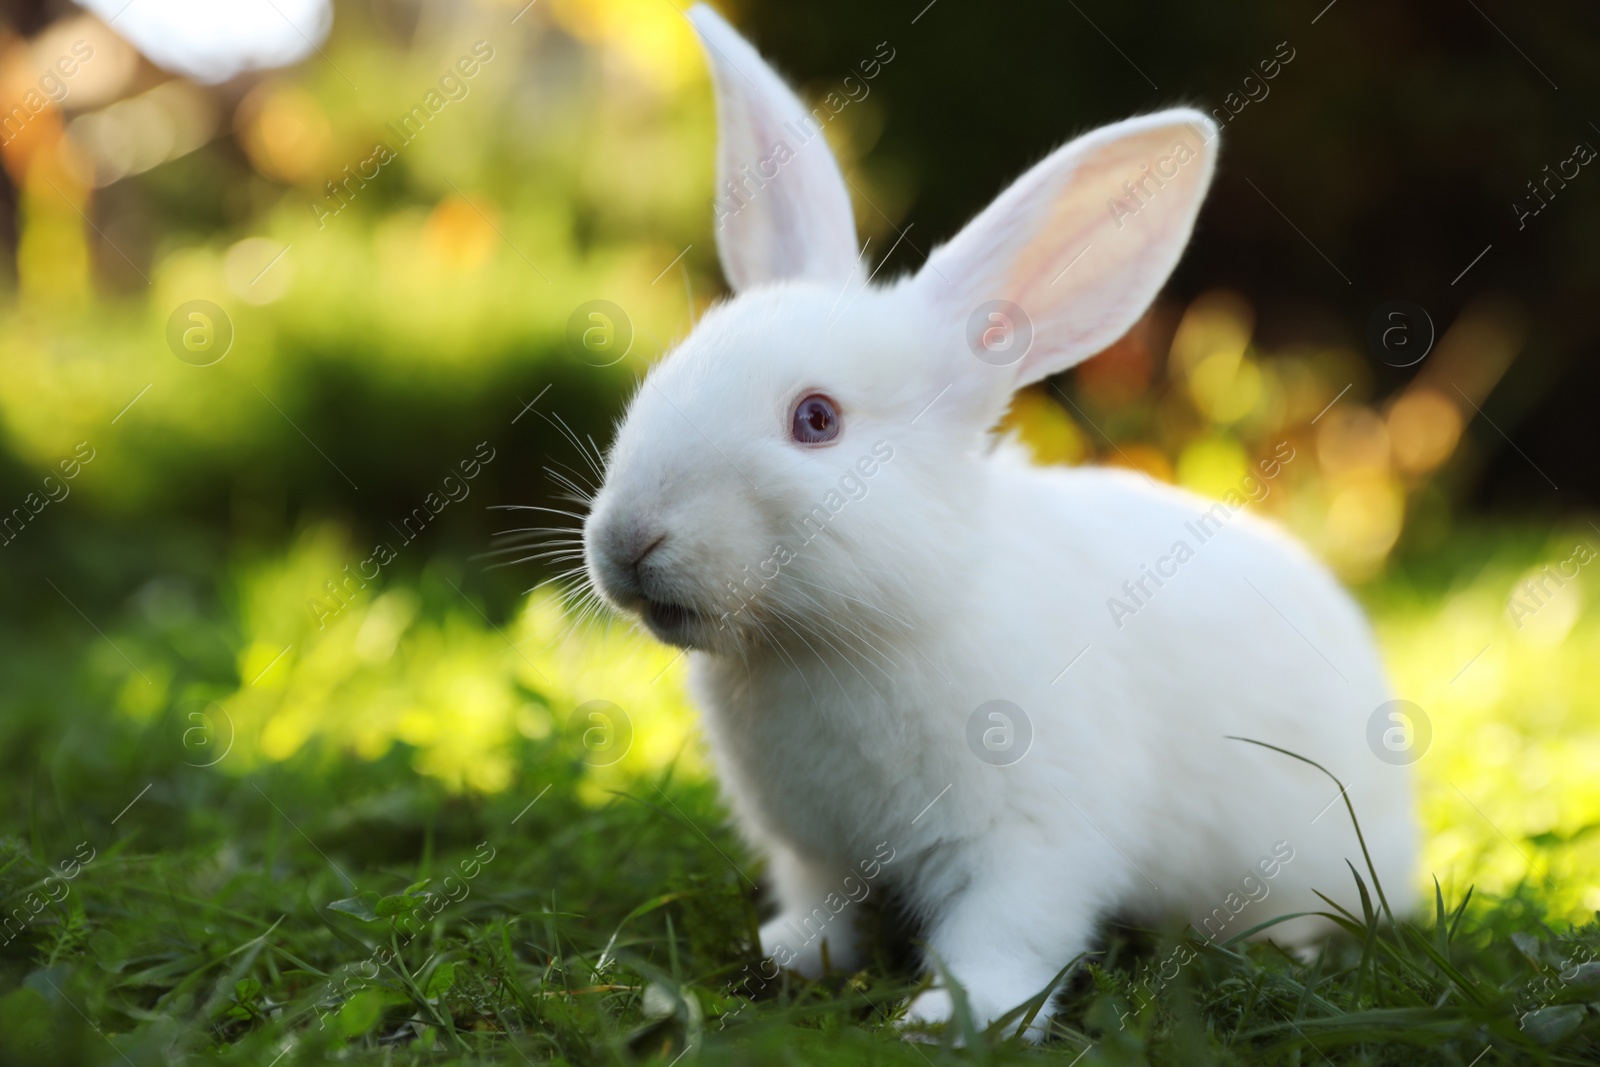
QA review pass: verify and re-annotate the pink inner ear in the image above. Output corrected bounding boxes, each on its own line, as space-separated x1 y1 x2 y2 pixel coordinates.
1013 180 1100 299
692 4 859 291
952 116 1217 388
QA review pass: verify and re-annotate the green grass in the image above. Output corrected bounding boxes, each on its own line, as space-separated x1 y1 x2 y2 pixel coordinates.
1 739 1596 1067
2 522 1599 1066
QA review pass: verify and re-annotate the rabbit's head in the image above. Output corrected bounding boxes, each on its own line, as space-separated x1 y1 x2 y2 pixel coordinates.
584 5 1219 652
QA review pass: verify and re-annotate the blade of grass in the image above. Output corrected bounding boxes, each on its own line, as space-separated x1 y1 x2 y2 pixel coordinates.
1227 736 1397 929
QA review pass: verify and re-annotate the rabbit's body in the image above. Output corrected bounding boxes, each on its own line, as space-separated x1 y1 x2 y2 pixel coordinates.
692 445 1414 1022
581 5 1417 1038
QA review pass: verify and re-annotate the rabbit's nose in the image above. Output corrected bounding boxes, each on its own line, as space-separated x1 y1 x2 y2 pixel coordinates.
613 525 668 579
631 533 667 570
588 514 671 606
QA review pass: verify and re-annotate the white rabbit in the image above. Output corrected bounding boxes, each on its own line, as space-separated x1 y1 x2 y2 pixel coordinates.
581 4 1417 1039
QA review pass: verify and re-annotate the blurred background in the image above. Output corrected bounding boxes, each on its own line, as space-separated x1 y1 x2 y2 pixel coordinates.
0 0 1596 922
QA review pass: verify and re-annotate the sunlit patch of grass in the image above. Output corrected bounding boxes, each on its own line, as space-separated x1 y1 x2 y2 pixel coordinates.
512 586 705 803
139 526 702 797
1373 528 1600 920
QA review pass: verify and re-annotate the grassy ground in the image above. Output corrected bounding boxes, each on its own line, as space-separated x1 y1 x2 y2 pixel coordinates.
3 521 1599 1065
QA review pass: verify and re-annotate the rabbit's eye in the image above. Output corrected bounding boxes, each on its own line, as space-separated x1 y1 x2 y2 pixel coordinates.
791 394 841 446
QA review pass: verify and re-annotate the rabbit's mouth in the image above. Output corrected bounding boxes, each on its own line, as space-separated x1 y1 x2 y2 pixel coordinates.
642 597 708 646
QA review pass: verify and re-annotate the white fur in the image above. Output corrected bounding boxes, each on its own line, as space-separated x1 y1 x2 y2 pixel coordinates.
582 5 1417 1041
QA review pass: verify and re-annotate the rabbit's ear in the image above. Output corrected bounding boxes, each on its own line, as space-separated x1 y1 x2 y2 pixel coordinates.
919 110 1217 402
689 5 859 291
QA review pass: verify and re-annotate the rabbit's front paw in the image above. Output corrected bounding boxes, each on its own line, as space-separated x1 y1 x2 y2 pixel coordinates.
897 988 954 1039
897 987 1051 1045
758 915 858 977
